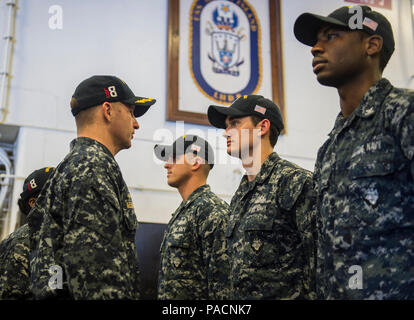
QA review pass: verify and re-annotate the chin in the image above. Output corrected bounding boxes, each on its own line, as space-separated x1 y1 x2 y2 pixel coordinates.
167 179 178 188
316 71 348 88
227 146 241 159
317 75 337 87
121 141 132 150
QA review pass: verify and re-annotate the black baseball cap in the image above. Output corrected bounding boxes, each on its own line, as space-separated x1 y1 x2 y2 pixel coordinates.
207 95 284 133
18 167 55 215
71 75 156 117
154 135 215 169
294 5 395 61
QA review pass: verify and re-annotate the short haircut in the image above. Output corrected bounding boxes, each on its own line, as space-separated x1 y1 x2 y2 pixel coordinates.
70 97 99 128
250 115 279 147
357 31 389 72
186 151 212 176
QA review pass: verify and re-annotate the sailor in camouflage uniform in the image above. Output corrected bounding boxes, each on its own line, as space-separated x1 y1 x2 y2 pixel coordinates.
154 135 230 299
294 6 414 299
208 95 317 299
0 167 54 299
27 75 156 299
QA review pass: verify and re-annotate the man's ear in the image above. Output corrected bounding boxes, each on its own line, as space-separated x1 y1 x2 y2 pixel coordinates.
257 119 271 137
28 197 36 208
191 156 203 172
366 34 383 57
102 102 113 122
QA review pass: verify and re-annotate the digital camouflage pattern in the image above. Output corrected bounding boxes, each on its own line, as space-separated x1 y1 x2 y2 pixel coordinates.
158 185 230 300
226 152 317 299
0 224 31 299
28 137 140 299
314 78 414 299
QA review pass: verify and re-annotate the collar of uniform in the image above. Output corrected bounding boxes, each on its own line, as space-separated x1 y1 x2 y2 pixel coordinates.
328 78 392 138
355 78 393 119
242 152 280 190
255 152 280 184
328 112 346 138
182 184 211 209
168 185 208 225
70 137 114 159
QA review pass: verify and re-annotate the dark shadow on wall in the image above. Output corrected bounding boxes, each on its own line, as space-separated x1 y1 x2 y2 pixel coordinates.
135 222 167 300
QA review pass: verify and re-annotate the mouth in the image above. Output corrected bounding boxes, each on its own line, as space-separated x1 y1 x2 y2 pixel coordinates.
227 140 232 147
312 58 328 73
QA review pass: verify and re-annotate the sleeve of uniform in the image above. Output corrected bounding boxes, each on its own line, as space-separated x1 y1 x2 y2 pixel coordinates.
399 105 414 179
292 175 317 299
0 227 31 299
62 175 138 299
197 201 230 300
313 151 322 194
278 169 317 299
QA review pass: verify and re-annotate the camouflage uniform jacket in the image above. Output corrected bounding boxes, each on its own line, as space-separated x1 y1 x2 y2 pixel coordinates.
27 137 140 299
314 78 414 299
0 224 31 299
158 185 230 300
226 152 317 300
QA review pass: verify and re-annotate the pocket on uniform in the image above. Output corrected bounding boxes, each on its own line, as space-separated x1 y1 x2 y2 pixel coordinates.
347 136 399 227
169 236 190 249
241 214 276 267
242 214 274 231
168 234 191 269
349 135 396 179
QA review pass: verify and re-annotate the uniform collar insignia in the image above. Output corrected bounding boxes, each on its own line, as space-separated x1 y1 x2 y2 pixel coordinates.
357 78 393 119
182 184 210 209
254 152 280 185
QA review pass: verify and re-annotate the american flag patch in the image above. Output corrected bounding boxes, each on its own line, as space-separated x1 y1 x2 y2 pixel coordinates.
363 17 378 31
191 144 201 152
254 105 266 115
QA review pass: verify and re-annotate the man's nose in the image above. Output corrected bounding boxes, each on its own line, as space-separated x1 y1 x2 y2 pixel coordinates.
133 117 139 130
311 40 324 57
223 127 231 138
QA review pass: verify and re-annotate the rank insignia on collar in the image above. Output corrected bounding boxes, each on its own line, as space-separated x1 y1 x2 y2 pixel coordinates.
252 239 262 252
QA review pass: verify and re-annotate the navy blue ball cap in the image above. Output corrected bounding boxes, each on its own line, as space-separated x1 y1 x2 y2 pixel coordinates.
294 5 395 60
19 167 55 201
154 135 215 169
207 95 284 133
18 167 55 215
71 75 156 117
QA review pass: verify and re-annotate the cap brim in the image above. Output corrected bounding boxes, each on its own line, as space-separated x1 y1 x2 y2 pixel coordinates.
207 105 249 129
294 13 349 47
153 144 172 162
124 96 156 117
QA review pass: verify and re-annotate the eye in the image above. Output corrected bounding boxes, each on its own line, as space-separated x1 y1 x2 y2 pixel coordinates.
230 120 238 127
327 32 339 40
127 107 134 117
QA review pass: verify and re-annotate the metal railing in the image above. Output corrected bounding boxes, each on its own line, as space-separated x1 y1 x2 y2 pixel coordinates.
0 146 12 239
0 0 18 124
